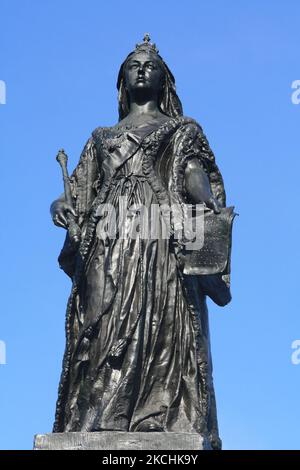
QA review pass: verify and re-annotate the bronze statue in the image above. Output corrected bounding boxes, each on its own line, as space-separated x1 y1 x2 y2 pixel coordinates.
50 35 234 450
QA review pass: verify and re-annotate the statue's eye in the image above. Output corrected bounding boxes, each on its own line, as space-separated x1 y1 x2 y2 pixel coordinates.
129 63 139 69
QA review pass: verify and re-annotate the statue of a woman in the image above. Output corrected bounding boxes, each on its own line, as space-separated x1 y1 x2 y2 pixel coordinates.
50 35 232 450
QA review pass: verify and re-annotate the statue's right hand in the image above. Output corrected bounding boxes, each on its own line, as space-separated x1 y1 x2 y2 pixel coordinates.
50 200 77 229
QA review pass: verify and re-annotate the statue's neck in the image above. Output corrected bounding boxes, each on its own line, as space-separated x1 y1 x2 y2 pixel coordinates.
128 100 159 117
120 100 168 128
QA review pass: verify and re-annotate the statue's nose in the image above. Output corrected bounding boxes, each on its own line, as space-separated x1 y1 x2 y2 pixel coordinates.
138 65 145 75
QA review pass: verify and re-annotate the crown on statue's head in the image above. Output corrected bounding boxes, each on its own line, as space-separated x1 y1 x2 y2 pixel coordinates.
135 33 159 54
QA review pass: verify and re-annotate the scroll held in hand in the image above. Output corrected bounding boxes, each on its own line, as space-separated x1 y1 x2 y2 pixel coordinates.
183 206 236 306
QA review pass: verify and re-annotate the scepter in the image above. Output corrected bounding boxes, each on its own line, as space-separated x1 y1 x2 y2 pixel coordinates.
56 149 81 245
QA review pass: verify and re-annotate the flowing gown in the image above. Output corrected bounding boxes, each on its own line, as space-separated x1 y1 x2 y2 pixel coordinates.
53 116 227 449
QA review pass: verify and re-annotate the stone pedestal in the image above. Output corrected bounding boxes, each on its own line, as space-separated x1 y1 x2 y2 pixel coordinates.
34 432 211 450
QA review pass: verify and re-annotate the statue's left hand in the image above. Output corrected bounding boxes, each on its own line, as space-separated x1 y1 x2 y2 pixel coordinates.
184 158 220 214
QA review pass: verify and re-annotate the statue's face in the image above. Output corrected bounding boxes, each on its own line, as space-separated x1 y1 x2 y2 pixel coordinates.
124 51 164 98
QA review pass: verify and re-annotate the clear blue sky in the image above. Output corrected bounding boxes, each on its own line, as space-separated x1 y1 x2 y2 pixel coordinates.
1 0 300 450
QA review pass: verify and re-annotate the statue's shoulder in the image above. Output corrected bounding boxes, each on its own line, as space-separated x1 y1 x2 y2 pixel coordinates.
90 125 112 150
170 116 204 148
91 122 133 144
177 115 204 133
91 125 106 143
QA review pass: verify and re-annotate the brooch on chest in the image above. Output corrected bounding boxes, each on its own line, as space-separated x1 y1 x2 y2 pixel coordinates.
105 133 128 153
99 124 134 157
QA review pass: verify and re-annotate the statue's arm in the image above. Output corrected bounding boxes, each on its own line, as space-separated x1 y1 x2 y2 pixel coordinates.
50 136 99 230
173 121 231 306
51 135 100 278
50 193 76 229
171 120 226 210
184 157 220 213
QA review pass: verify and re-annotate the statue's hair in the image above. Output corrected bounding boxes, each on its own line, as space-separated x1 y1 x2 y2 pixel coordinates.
116 51 183 121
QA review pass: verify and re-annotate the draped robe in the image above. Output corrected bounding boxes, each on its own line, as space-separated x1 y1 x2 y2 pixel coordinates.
53 116 228 450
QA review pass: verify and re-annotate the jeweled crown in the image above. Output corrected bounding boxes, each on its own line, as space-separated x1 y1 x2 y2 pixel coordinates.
135 33 159 54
